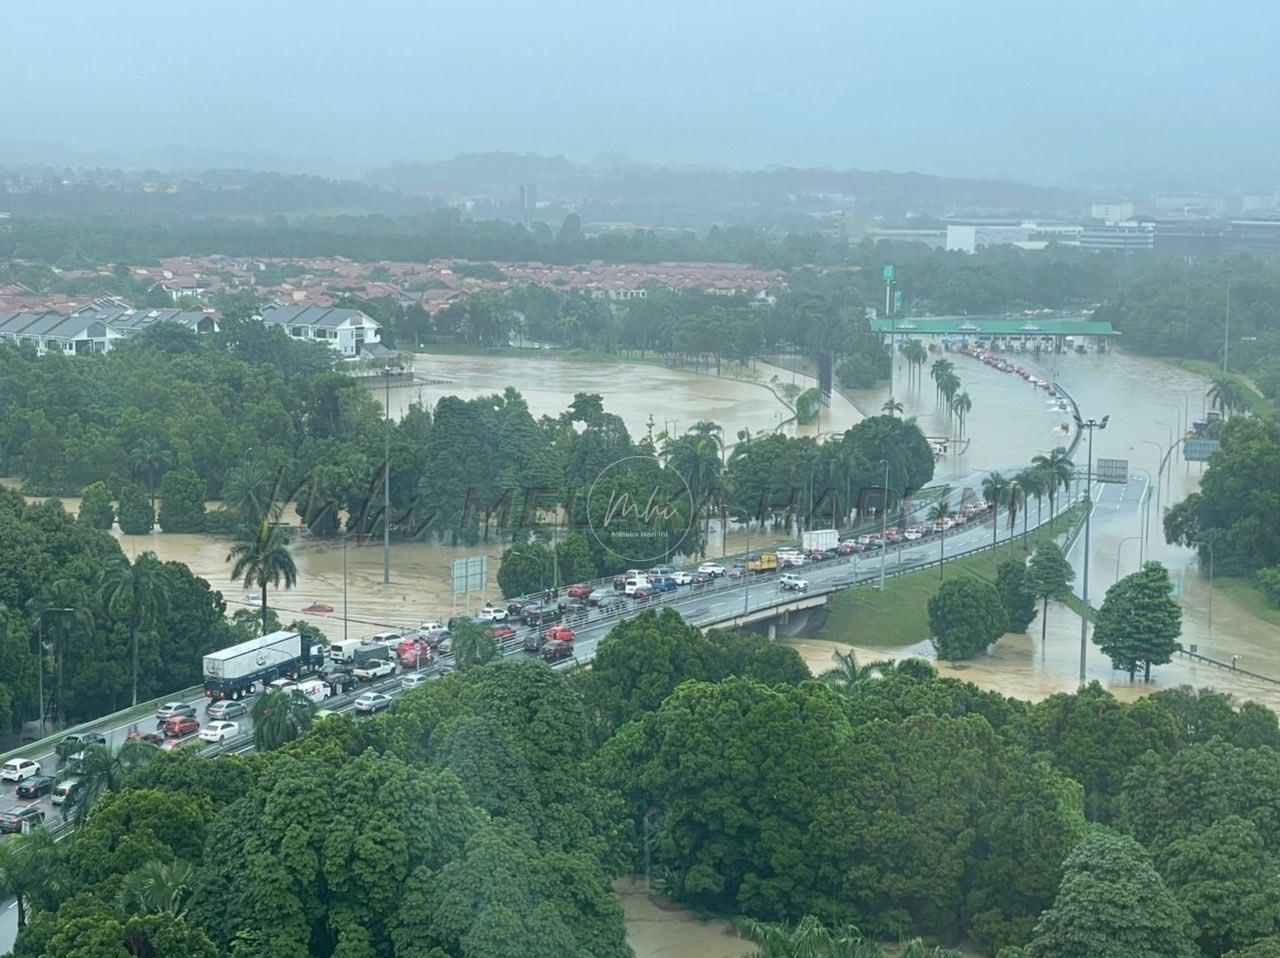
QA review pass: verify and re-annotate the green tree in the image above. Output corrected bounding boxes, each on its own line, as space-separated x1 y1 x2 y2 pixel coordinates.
116 482 154 535
1208 376 1251 417
1031 447 1074 529
928 490 952 580
735 916 882 957
1160 816 1280 957
98 553 169 706
116 858 198 918
0 828 63 935
222 461 279 528
64 742 158 828
995 559 1037 633
250 688 316 751
927 578 1009 660
78 481 115 530
497 539 555 598
1226 938 1280 958
452 618 497 671
982 472 1011 552
1025 829 1198 958
1027 541 1075 646
227 522 297 635
156 468 207 533
1092 561 1182 681
128 438 174 511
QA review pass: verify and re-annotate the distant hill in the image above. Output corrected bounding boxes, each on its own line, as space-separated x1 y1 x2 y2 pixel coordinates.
365 151 1089 220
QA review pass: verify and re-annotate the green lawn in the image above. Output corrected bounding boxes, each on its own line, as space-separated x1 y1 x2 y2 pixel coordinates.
1214 575 1280 627
820 506 1086 649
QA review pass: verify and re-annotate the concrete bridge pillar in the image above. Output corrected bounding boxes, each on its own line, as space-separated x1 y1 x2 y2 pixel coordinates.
767 621 777 642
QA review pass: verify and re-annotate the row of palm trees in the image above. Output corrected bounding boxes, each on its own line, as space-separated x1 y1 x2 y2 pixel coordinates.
980 446 1076 554
1207 375 1252 418
929 358 973 437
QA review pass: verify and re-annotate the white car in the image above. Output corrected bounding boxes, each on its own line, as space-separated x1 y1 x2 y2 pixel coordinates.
698 562 725 577
478 606 508 622
903 527 925 541
1 759 40 782
671 571 693 585
417 621 445 637
199 721 239 743
780 574 810 593
402 673 429 691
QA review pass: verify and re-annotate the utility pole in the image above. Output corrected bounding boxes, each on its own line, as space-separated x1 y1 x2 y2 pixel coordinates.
884 264 896 403
383 367 392 585
1075 413 1109 689
1223 281 1231 376
342 532 349 643
878 458 890 591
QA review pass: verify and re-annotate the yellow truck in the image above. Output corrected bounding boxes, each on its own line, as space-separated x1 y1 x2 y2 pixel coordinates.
746 552 778 573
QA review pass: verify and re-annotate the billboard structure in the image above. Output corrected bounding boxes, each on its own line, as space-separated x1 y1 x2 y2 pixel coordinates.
451 555 489 613
1184 438 1221 462
1095 458 1129 484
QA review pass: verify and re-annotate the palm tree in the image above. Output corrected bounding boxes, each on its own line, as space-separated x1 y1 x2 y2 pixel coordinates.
453 618 498 671
1015 468 1044 547
666 423 724 555
128 438 174 511
937 369 961 414
981 472 1011 553
927 487 953 580
881 398 904 417
64 741 157 827
1208 376 1250 418
0 827 63 934
228 521 298 635
1031 447 1074 529
222 461 279 528
736 915 882 958
951 391 972 436
251 689 317 751
1006 479 1025 554
99 553 170 706
902 340 928 389
819 649 896 691
25 579 90 727
930 358 955 406
117 858 197 918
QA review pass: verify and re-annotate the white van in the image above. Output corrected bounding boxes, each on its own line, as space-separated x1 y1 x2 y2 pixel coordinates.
624 575 651 596
292 679 330 703
368 631 401 646
329 639 364 663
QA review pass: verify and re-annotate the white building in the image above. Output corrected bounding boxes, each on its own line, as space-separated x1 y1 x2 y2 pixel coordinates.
259 305 382 356
75 305 220 336
946 223 1034 253
0 311 125 355
1089 201 1136 222
1078 221 1155 250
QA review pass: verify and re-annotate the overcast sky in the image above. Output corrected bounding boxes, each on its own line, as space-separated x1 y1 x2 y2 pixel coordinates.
2 0 1275 189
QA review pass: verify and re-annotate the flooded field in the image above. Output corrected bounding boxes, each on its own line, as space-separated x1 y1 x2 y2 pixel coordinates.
382 351 864 446
616 877 749 958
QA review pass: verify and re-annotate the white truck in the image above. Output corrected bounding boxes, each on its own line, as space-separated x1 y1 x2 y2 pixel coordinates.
801 529 839 553
203 631 325 701
293 678 331 703
352 658 397 681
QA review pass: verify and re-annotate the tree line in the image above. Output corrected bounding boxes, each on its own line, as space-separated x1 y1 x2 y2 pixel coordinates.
11 613 1280 957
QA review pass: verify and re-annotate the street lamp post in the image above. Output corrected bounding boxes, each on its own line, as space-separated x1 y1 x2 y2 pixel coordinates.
1074 412 1109 689
382 367 393 585
1154 420 1175 500
1224 281 1232 376
342 532 349 644
1203 540 1215 644
1137 439 1166 516
743 525 751 614
36 607 76 734
1115 536 1142 583
878 459 890 591
1128 466 1153 562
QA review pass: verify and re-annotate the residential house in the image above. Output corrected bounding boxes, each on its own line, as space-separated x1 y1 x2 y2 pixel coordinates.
0 311 124 355
259 305 381 356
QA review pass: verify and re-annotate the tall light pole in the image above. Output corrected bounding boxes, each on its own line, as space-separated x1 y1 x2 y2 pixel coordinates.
742 524 752 614
1128 466 1153 563
1136 439 1166 516
342 532 349 643
1074 412 1109 690
878 458 890 591
36 607 76 734
1202 540 1215 643
1154 420 1175 500
382 366 392 585
1114 536 1142 583
1223 281 1231 376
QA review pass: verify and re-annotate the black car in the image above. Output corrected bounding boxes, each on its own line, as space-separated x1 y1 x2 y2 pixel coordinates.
0 805 45 833
15 775 55 799
522 604 563 627
506 601 527 616
326 671 358 694
558 598 589 616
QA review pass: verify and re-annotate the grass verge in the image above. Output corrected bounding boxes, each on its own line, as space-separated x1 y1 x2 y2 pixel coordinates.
820 504 1087 648
1152 355 1276 418
1214 576 1280 627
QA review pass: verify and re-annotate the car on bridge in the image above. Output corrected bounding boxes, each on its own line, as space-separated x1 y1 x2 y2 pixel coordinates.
780 574 810 593
698 562 726 577
199 721 240 743
354 692 392 715
15 775 55 799
0 805 45 834
1 759 41 783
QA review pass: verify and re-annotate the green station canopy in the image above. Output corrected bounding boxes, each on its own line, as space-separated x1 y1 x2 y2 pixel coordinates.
870 315 1119 337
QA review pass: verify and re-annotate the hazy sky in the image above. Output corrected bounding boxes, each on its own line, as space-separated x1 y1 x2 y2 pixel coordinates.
3 0 1276 189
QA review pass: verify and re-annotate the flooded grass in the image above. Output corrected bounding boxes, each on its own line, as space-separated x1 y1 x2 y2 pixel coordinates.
1214 576 1280 627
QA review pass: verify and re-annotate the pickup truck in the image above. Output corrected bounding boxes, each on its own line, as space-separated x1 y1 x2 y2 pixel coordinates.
353 659 397 681
780 574 810 593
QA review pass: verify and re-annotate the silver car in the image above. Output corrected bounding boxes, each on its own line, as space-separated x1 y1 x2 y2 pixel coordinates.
206 699 247 720
155 702 196 721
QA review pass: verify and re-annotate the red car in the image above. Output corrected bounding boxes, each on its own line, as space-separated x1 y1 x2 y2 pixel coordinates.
544 625 576 643
565 583 592 599
542 640 574 663
398 646 433 669
162 716 199 738
493 625 517 641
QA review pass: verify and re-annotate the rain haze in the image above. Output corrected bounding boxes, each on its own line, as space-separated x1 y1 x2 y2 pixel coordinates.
3 0 1277 188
